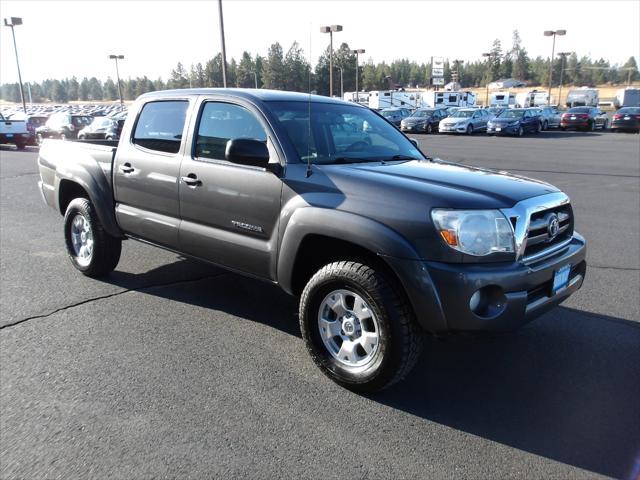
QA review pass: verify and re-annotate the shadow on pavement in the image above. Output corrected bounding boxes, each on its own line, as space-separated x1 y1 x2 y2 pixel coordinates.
373 307 640 479
106 259 639 478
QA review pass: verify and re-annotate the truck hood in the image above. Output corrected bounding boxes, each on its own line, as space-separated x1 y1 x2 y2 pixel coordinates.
321 159 558 209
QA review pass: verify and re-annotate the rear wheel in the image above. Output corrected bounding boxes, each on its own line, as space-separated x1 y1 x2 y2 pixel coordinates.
15 141 26 150
299 261 423 393
602 120 608 130
64 198 121 277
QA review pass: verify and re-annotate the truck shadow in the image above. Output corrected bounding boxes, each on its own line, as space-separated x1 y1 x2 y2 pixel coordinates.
106 259 639 479
374 307 640 480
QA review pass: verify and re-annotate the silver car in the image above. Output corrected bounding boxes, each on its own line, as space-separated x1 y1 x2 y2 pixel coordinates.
438 108 491 134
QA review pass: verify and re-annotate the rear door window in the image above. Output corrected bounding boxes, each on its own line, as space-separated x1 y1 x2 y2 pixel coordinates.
132 101 188 154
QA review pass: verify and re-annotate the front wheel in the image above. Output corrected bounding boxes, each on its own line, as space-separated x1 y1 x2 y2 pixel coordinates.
299 261 423 393
543 120 548 130
602 120 608 130
466 124 473 135
64 198 122 277
426 123 433 134
36 133 44 146
517 126 524 137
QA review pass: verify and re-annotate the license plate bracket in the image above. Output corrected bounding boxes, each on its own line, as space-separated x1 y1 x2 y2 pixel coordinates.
552 264 571 295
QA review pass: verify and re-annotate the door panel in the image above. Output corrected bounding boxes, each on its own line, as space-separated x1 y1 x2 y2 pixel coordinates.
178 100 283 279
114 100 190 249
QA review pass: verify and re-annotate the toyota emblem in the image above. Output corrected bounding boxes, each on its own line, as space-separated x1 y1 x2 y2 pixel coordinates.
547 214 560 240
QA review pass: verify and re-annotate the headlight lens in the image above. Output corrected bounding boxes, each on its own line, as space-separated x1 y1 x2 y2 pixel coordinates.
431 209 514 256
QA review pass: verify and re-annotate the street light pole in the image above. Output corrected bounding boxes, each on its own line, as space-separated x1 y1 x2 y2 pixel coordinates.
338 67 344 98
544 29 566 105
251 71 258 89
4 17 26 112
320 25 342 97
218 0 228 87
109 55 125 105
352 48 365 104
557 52 571 107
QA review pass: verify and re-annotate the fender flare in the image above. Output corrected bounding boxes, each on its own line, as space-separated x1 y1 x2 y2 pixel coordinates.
54 155 122 239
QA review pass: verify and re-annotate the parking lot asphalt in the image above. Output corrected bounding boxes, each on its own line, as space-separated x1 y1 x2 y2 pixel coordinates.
1 131 639 479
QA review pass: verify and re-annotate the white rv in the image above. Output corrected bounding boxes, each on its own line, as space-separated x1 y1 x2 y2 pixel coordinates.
613 88 640 108
420 90 477 108
490 91 517 107
515 90 550 107
368 90 420 109
565 88 599 107
343 91 370 106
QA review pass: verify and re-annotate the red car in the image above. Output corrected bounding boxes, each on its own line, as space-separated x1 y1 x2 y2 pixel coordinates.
560 107 608 131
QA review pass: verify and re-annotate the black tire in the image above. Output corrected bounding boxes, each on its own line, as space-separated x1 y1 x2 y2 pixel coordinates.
15 141 26 150
426 123 433 134
560 127 566 131
589 121 595 132
36 133 44 146
543 120 548 130
299 261 423 393
517 126 524 137
602 120 608 130
78 134 86 140
466 124 473 135
535 122 541 134
64 198 121 277
60 133 67 141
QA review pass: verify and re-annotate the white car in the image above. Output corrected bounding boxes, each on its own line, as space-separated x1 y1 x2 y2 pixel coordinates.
438 109 491 134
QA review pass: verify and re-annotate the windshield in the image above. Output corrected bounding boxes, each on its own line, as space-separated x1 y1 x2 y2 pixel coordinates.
267 101 424 165
380 110 398 118
72 116 92 126
568 107 590 113
410 110 434 118
452 110 474 118
497 110 525 119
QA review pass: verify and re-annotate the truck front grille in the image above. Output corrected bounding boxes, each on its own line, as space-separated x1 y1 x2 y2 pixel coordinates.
522 204 573 261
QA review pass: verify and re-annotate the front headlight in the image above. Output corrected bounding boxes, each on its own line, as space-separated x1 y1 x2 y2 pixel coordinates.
431 209 514 256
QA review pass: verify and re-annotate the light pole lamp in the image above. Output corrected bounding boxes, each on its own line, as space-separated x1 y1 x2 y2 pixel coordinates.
4 17 26 112
544 29 566 105
352 48 365 103
482 52 496 107
556 51 572 107
320 24 342 97
109 55 125 105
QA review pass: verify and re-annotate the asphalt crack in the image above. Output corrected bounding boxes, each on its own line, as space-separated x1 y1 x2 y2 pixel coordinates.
0 272 227 331
589 264 640 272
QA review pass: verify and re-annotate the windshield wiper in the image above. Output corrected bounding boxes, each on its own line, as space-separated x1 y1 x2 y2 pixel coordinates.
331 157 374 164
388 155 419 161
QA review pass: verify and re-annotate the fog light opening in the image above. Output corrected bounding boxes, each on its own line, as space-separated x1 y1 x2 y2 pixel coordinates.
469 285 507 319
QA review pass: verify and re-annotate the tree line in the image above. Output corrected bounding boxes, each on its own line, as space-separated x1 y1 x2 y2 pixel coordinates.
1 30 637 103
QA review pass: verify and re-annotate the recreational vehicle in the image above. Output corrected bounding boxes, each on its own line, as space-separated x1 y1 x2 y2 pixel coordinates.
613 88 640 108
490 91 517 108
368 90 420 110
420 91 477 108
565 88 599 107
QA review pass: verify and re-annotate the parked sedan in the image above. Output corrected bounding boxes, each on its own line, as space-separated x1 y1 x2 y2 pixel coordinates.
78 117 121 140
438 108 491 134
379 107 412 127
560 107 608 131
400 108 446 134
486 108 542 136
535 106 561 129
36 113 93 143
610 107 640 133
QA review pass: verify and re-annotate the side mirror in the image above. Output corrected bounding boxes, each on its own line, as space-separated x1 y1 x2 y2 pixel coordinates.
225 138 270 169
409 138 419 148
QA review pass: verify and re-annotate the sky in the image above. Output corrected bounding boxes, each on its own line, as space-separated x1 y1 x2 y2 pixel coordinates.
1 0 639 84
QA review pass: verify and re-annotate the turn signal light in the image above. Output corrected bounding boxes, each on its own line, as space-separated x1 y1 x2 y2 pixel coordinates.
440 230 458 246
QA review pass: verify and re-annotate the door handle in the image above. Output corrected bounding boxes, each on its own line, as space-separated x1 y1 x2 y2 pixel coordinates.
120 163 134 174
181 174 202 187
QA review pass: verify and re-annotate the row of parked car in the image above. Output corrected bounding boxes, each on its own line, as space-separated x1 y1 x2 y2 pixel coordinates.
380 105 640 136
0 105 128 148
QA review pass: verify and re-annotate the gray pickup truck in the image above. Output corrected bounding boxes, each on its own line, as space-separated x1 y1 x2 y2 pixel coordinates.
37 89 586 392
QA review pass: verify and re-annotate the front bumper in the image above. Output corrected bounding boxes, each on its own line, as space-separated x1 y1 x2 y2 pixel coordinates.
401 123 427 132
438 123 466 133
487 124 519 135
385 233 586 333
